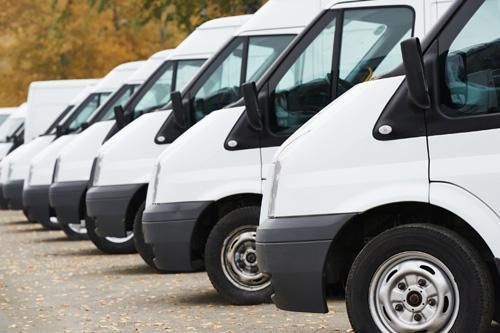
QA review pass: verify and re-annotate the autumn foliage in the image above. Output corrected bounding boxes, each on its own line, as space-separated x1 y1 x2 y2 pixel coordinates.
0 0 265 107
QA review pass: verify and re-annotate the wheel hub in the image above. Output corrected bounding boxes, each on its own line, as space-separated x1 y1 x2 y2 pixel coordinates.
221 226 271 292
369 251 460 333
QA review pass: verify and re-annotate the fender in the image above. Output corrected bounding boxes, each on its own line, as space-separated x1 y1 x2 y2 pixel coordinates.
430 182 500 258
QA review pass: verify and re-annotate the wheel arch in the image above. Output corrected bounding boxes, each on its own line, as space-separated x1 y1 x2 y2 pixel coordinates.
190 193 262 262
124 184 148 231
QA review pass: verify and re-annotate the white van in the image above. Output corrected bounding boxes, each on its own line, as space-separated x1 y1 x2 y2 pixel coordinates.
257 0 500 331
0 105 26 160
84 15 260 255
143 0 455 305
0 104 27 209
42 50 171 239
20 62 143 229
55 17 248 251
0 79 97 210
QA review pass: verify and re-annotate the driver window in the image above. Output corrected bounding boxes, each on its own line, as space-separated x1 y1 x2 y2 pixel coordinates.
193 42 244 122
67 93 110 132
270 17 336 134
337 7 414 96
443 0 500 116
133 62 174 116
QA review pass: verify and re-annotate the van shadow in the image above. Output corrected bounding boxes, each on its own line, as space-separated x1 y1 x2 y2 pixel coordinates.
98 264 157 276
48 248 104 257
175 290 231 306
2 220 30 226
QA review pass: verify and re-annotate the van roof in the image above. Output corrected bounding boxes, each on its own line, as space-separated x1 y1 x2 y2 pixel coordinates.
29 79 98 90
236 0 324 36
127 50 174 85
170 15 250 60
92 61 145 93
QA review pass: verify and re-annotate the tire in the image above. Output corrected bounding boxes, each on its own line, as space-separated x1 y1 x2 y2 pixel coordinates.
134 202 165 272
86 214 137 254
22 208 37 223
346 224 494 333
205 206 273 305
59 215 89 241
38 216 61 230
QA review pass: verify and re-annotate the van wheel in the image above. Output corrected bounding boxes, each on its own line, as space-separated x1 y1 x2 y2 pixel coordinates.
86 215 136 254
134 202 165 272
346 224 493 333
205 206 272 305
38 216 61 230
60 217 89 241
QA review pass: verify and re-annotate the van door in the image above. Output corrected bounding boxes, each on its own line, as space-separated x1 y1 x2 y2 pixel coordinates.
427 0 500 215
259 5 418 185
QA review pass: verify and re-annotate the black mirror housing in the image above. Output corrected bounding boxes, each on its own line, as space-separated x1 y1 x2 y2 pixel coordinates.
171 91 187 129
114 105 127 129
242 82 263 132
401 37 431 109
55 125 65 137
80 122 89 131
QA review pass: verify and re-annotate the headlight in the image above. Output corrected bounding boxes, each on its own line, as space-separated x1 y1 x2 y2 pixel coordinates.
267 160 282 218
52 158 61 183
7 162 13 181
92 155 103 186
27 164 34 185
151 162 162 204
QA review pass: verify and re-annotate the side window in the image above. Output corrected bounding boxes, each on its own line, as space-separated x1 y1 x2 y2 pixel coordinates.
443 0 500 116
134 63 174 116
270 17 336 134
337 7 414 96
67 93 110 132
101 85 139 121
193 42 244 122
175 59 206 91
246 35 295 82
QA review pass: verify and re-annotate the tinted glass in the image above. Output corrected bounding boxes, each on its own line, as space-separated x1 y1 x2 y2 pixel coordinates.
67 93 110 132
100 84 139 121
133 62 175 116
443 0 500 116
176 59 206 91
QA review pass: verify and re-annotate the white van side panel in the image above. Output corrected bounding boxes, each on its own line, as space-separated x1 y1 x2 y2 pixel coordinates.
27 135 77 186
430 182 500 258
3 135 55 182
153 106 261 204
94 111 171 186
56 121 115 182
269 77 429 217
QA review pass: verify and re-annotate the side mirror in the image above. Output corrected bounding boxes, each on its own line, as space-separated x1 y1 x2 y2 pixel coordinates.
242 82 263 131
55 125 65 137
114 105 127 129
80 122 89 131
171 91 187 129
401 37 431 109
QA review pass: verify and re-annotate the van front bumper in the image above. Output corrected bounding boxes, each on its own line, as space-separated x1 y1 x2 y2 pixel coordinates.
86 184 143 237
23 184 51 224
143 201 211 272
256 213 355 314
49 181 87 224
3 180 24 210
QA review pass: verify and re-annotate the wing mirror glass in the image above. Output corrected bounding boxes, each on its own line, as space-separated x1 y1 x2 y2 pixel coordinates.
114 105 127 129
242 82 263 131
401 37 431 109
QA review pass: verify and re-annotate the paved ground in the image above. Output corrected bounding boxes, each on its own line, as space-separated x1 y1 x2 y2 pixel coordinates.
0 211 352 333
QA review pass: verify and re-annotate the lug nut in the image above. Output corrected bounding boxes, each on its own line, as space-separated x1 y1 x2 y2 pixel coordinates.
414 314 422 322
395 304 404 312
428 298 436 306
418 279 427 287
398 283 406 290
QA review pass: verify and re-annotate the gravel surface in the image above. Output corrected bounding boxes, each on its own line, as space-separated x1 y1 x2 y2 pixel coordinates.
0 211 352 333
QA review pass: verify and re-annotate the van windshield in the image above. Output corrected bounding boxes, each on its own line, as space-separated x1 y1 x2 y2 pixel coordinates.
66 92 111 133
0 117 24 143
192 35 295 123
95 84 140 122
131 59 206 118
